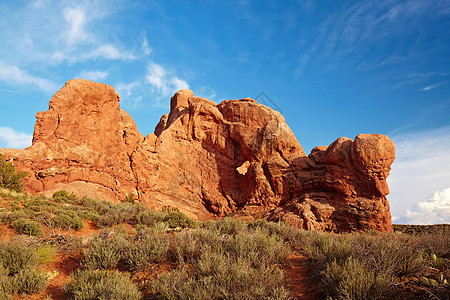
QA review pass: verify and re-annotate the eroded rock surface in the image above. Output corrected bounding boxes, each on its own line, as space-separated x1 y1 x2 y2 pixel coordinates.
0 79 395 231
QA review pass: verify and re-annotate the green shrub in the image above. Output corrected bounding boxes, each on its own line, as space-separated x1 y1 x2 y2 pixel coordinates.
136 208 196 229
12 218 43 237
12 269 47 295
81 197 113 215
0 265 13 299
65 269 142 300
322 257 391 300
53 210 84 230
52 190 69 201
418 228 450 259
0 154 27 193
0 241 39 276
152 251 290 300
96 202 146 227
202 217 246 235
125 231 169 271
171 229 205 264
302 231 353 264
136 210 162 226
163 211 196 228
122 194 135 204
81 235 129 270
37 244 55 264
227 228 290 266
248 219 298 242
1 210 30 224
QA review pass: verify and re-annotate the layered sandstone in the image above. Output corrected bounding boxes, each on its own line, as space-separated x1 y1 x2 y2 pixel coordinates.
0 79 395 231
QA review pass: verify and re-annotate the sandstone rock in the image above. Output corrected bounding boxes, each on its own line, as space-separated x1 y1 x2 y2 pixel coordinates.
0 80 396 232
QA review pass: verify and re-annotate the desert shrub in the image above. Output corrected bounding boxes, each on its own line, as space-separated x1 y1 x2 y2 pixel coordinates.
323 257 391 300
53 210 84 230
302 231 353 264
226 228 290 266
52 190 69 202
81 235 130 270
136 210 163 226
0 154 27 193
170 230 205 264
418 228 450 259
248 219 298 242
163 211 196 228
359 234 428 277
12 218 43 237
0 241 39 276
0 265 13 299
37 244 55 264
152 251 290 300
65 269 142 300
70 206 99 222
136 208 196 229
80 197 113 215
12 269 47 295
0 289 11 300
96 202 145 227
125 231 170 271
202 217 246 235
122 194 135 204
0 210 30 224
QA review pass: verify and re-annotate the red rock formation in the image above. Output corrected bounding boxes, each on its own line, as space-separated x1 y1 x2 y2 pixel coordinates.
0 79 395 231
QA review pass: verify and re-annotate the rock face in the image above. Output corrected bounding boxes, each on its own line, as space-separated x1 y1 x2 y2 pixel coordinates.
0 79 395 232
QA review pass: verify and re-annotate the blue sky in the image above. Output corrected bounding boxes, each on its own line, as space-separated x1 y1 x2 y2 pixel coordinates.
0 0 449 224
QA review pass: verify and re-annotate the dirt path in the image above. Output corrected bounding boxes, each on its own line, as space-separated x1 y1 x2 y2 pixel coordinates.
284 251 320 300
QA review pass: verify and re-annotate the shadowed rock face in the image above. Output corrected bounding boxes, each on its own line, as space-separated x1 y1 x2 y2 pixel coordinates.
0 79 395 232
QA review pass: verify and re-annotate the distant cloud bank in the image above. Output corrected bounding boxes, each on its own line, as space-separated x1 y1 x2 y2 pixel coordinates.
403 188 450 224
388 127 450 224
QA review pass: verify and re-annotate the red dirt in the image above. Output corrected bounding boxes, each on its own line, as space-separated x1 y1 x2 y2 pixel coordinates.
284 251 320 300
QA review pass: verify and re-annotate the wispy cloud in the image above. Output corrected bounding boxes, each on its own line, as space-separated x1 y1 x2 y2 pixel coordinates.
421 82 447 91
407 72 450 78
64 7 87 45
85 45 136 61
141 32 152 56
116 81 143 108
388 126 450 224
0 127 32 149
76 70 108 81
295 0 448 77
146 62 190 98
197 86 217 101
51 44 136 64
0 61 58 93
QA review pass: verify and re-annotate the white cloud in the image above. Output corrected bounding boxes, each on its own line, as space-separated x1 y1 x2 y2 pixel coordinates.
0 127 32 149
421 82 447 91
146 62 189 98
0 61 58 92
51 44 136 64
85 45 136 60
142 34 152 56
403 188 450 224
64 7 87 45
76 70 108 81
197 86 217 100
116 81 142 108
388 127 450 224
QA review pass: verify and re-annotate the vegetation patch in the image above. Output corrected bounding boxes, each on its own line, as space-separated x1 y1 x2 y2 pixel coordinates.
65 269 142 300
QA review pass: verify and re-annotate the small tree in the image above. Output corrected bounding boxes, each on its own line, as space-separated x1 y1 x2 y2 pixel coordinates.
0 154 27 192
